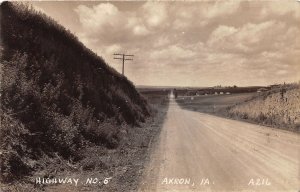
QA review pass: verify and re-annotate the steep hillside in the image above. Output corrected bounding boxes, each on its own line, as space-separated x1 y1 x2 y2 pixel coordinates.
0 2 149 182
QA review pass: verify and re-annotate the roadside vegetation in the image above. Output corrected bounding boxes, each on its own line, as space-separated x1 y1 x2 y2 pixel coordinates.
0 2 167 190
176 83 300 132
1 91 168 192
228 84 300 132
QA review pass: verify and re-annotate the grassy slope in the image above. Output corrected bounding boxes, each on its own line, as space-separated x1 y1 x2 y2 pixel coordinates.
228 86 300 132
0 2 150 184
176 85 300 132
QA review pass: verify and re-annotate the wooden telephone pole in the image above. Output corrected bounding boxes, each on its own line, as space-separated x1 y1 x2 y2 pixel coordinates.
113 53 134 76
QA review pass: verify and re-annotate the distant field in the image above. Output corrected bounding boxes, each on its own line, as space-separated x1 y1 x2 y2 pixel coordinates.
176 93 257 114
175 86 268 96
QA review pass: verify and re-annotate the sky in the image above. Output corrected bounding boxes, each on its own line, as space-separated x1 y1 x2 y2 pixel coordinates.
30 1 300 87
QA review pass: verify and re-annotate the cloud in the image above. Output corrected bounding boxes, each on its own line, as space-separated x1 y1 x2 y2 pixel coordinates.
68 1 300 86
203 1 241 18
133 25 150 36
105 44 122 55
153 36 170 48
75 3 122 31
150 45 196 60
207 20 293 54
276 70 288 75
207 25 238 49
75 3 151 46
260 1 300 19
142 2 168 28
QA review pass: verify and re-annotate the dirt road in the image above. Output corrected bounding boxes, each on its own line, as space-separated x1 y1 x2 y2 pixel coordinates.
139 100 299 192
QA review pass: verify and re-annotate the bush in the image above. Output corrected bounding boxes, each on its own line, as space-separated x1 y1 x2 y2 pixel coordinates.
84 120 121 149
0 112 31 182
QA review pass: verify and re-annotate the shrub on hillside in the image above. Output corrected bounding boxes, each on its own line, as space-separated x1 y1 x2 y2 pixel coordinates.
0 112 31 182
0 2 150 182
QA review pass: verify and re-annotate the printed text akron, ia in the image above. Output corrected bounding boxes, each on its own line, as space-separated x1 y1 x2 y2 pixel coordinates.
162 178 213 186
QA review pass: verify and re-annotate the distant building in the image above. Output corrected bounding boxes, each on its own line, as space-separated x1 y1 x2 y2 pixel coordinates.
269 84 280 89
257 88 268 92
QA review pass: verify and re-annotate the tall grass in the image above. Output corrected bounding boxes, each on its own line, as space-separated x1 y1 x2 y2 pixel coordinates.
0 2 149 182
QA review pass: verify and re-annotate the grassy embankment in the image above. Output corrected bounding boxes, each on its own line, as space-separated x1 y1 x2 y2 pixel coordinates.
176 84 300 132
228 84 300 132
0 2 168 191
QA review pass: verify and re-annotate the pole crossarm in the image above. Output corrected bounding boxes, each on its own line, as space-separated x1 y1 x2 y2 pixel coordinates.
113 53 134 76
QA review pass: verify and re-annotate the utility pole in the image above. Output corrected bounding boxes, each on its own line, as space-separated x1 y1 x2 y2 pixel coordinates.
113 53 134 76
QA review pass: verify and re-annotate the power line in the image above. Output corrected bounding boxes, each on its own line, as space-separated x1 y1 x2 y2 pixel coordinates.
113 53 134 76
